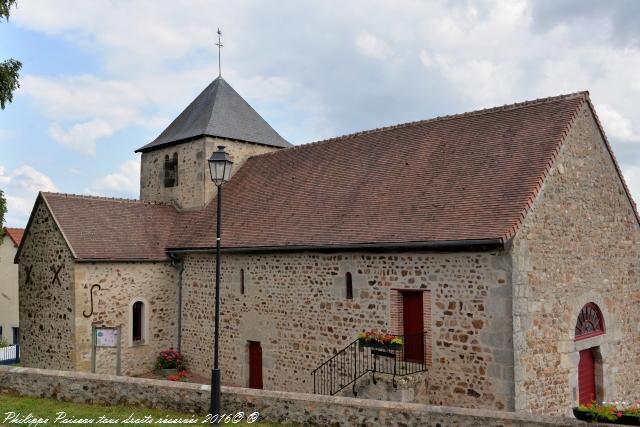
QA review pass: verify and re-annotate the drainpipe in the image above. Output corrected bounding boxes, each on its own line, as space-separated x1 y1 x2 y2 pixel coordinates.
168 252 184 353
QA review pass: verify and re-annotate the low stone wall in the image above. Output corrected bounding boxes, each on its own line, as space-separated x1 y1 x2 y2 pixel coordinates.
337 372 429 403
0 366 599 426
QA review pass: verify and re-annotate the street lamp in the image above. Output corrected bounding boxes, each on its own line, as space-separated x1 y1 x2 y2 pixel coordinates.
207 145 233 416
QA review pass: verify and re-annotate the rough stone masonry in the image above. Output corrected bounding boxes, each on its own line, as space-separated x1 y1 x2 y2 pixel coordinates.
15 84 640 418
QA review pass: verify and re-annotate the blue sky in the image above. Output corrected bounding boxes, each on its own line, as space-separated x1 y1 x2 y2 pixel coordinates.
2 0 640 227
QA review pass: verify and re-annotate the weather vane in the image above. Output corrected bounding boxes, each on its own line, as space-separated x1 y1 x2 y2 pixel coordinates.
215 28 223 77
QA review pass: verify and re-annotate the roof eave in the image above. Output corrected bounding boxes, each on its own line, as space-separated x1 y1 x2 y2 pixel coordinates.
75 257 170 263
135 133 291 153
166 238 505 255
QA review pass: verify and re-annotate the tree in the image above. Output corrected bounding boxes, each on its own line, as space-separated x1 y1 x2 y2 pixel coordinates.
0 0 21 109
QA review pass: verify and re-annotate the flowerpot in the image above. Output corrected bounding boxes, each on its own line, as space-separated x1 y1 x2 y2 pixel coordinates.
159 368 178 377
572 408 640 425
358 339 402 350
619 415 640 426
573 408 593 421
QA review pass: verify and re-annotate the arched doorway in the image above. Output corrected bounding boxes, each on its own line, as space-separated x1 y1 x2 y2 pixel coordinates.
575 303 605 405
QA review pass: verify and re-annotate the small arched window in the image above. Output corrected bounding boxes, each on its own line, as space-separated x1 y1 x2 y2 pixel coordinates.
240 269 245 295
164 153 178 187
575 302 605 341
132 301 144 343
345 272 353 300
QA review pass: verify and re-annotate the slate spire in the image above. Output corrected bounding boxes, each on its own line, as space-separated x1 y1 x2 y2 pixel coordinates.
136 77 290 153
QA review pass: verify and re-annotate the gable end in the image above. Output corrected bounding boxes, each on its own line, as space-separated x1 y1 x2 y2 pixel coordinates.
504 93 640 243
14 193 77 264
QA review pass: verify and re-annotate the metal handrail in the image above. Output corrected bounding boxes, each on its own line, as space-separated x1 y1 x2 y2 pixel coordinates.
312 331 428 396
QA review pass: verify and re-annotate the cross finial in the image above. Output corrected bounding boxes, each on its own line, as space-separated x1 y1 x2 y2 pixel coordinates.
215 28 223 77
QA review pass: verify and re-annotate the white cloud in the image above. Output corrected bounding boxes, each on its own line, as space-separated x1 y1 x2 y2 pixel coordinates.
49 119 115 155
598 105 640 143
5 0 640 205
355 32 393 60
622 164 640 205
234 75 295 103
21 75 145 123
0 166 9 184
11 0 243 75
87 159 140 198
0 165 58 226
19 67 229 155
11 165 58 193
21 75 147 154
419 51 436 69
425 55 520 105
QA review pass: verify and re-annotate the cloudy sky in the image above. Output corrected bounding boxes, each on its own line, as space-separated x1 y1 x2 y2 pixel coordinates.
2 0 640 226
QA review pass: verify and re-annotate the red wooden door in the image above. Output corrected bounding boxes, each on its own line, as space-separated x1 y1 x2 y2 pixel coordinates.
402 291 424 363
578 348 596 405
249 341 263 389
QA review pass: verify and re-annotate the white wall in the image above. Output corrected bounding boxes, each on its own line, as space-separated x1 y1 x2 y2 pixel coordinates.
0 235 19 344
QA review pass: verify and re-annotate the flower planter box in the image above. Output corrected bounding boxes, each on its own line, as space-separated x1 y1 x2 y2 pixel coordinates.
159 368 178 377
358 339 402 351
619 415 640 426
573 408 640 425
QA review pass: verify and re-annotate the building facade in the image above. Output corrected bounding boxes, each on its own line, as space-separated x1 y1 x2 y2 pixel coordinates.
0 228 22 345
15 77 640 416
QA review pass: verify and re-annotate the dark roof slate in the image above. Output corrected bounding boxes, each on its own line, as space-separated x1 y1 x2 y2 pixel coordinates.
136 77 290 152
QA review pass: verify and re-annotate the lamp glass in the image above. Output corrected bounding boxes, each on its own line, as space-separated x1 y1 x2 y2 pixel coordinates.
208 146 233 186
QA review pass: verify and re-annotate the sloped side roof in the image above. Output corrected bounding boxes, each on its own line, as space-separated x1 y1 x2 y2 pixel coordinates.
21 92 625 261
169 93 589 250
136 77 290 152
24 193 179 261
3 227 24 247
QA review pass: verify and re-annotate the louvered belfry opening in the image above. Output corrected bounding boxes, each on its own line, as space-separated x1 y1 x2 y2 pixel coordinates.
163 153 178 188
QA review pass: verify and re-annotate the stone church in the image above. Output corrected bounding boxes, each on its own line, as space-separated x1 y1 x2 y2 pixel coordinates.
15 76 640 416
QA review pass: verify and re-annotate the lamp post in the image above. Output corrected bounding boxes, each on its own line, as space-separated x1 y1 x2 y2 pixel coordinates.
207 145 233 416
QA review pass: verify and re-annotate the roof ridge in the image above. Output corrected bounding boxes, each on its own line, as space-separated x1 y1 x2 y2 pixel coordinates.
41 192 172 206
256 91 590 158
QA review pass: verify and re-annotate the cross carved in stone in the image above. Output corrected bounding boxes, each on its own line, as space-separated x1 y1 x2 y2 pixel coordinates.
50 264 64 286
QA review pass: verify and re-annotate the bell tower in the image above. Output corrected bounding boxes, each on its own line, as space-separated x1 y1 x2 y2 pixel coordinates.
136 77 290 209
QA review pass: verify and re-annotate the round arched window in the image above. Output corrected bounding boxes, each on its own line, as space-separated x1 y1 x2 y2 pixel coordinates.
575 302 605 341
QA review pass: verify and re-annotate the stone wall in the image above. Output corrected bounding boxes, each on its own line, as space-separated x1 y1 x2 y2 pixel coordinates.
139 137 278 209
73 262 178 376
510 104 640 415
0 366 599 426
337 371 429 403
0 234 19 344
179 250 514 410
17 202 75 370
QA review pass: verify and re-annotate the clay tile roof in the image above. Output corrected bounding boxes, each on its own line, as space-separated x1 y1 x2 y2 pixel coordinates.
40 193 178 261
169 92 590 250
136 77 291 153
3 227 24 248
27 92 612 260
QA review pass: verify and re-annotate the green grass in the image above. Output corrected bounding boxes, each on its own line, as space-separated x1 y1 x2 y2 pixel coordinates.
0 393 284 426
